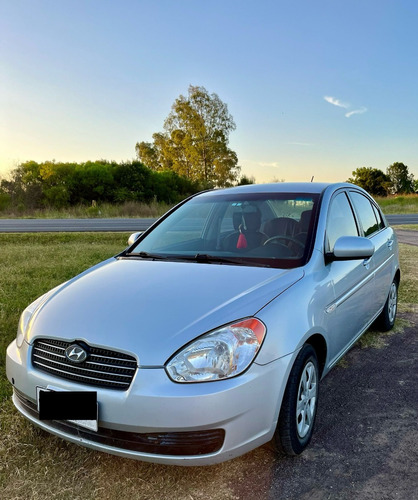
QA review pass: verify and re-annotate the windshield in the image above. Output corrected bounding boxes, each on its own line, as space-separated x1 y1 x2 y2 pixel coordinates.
127 192 319 268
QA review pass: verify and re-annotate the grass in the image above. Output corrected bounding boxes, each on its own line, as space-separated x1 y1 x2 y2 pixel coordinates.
396 224 418 231
0 235 416 499
375 194 418 214
357 317 411 349
397 243 418 307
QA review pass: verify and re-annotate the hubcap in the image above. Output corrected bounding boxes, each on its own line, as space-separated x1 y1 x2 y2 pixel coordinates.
388 282 397 324
296 361 317 439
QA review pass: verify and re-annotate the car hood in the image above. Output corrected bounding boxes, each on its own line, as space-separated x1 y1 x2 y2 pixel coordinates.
28 258 303 365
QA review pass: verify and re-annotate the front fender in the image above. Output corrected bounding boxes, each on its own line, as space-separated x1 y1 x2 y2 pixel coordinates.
255 270 329 365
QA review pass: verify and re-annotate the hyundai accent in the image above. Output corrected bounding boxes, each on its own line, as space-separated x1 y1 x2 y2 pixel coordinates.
6 182 400 465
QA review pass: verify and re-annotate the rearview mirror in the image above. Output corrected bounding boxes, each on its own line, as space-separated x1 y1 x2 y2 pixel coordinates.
128 232 143 246
329 236 375 261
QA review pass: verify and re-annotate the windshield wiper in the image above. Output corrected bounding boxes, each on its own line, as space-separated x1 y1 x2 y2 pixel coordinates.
187 254 269 267
122 252 270 267
124 251 168 260
194 254 245 265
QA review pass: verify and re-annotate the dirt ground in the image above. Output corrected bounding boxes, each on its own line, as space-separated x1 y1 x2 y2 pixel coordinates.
230 310 418 500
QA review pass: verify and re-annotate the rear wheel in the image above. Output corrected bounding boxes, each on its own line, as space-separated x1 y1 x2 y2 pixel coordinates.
376 278 398 331
274 344 319 455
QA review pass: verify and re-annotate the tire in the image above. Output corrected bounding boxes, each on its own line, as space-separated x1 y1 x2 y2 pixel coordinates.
274 344 319 456
376 278 398 331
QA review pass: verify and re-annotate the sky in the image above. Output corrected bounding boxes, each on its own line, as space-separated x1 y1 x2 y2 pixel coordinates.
1 0 418 184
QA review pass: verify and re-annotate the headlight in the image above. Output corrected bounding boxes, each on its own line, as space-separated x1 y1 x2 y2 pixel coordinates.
16 284 65 348
165 318 266 383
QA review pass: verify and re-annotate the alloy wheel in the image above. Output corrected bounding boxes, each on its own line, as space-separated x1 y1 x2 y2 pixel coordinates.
296 361 318 439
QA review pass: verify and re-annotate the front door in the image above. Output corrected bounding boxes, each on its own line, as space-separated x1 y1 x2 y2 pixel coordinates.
324 191 376 365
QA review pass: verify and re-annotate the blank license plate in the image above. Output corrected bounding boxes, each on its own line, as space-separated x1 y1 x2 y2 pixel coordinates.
37 387 98 432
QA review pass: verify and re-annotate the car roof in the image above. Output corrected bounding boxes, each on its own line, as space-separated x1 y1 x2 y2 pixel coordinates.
198 182 355 197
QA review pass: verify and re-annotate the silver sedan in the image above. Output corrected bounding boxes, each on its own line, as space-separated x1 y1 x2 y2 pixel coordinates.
6 182 400 465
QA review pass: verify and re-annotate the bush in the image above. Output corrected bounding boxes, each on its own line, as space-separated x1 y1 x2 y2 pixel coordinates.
1 160 200 214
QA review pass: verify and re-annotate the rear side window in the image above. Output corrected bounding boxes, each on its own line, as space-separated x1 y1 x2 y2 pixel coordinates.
326 192 359 251
350 192 380 237
372 204 386 231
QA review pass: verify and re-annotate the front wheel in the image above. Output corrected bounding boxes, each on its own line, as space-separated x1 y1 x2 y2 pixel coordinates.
274 344 319 455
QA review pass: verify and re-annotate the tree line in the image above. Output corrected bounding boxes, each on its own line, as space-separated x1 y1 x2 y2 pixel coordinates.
1 158 415 213
347 163 416 196
0 160 202 211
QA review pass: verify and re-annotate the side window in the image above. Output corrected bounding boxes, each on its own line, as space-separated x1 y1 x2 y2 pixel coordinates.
350 192 380 237
326 192 359 251
372 204 386 230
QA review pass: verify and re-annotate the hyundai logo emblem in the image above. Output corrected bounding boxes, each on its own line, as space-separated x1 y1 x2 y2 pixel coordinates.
65 344 88 363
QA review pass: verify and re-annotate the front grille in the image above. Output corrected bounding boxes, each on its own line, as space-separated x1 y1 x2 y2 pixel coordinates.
13 389 225 456
32 339 137 390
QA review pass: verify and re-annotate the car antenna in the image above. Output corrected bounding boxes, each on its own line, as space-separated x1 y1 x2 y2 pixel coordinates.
310 176 314 182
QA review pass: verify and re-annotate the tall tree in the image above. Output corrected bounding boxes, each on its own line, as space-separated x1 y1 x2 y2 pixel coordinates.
386 162 414 194
347 167 391 196
136 85 240 187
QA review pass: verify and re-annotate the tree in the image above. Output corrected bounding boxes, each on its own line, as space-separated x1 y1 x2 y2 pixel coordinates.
386 162 414 194
136 85 240 187
72 161 115 203
237 175 256 185
39 161 75 208
112 161 155 202
1 161 44 208
347 167 391 196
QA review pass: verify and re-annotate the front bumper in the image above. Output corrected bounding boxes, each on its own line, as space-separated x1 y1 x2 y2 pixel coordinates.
6 339 294 466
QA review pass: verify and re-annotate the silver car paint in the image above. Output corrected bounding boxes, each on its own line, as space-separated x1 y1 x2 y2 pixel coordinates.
6 182 400 465
24 259 304 366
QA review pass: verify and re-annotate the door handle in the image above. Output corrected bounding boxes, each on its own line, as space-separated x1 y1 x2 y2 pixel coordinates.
387 240 394 249
363 257 372 268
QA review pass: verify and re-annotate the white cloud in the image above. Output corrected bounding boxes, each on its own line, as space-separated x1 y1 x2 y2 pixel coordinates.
324 96 350 109
324 96 367 119
258 162 280 168
345 107 368 118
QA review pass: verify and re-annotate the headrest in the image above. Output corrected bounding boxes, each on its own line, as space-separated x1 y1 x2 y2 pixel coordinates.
263 217 297 237
299 210 312 232
243 208 261 232
232 212 243 230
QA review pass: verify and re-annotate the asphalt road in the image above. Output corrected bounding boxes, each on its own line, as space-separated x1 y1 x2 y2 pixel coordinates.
394 229 418 246
0 214 417 233
386 213 418 225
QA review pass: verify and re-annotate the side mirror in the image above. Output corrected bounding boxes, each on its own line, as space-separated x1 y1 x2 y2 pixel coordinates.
128 232 143 246
329 236 375 261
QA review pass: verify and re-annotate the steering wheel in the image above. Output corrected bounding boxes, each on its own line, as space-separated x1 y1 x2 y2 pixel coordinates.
263 235 305 249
